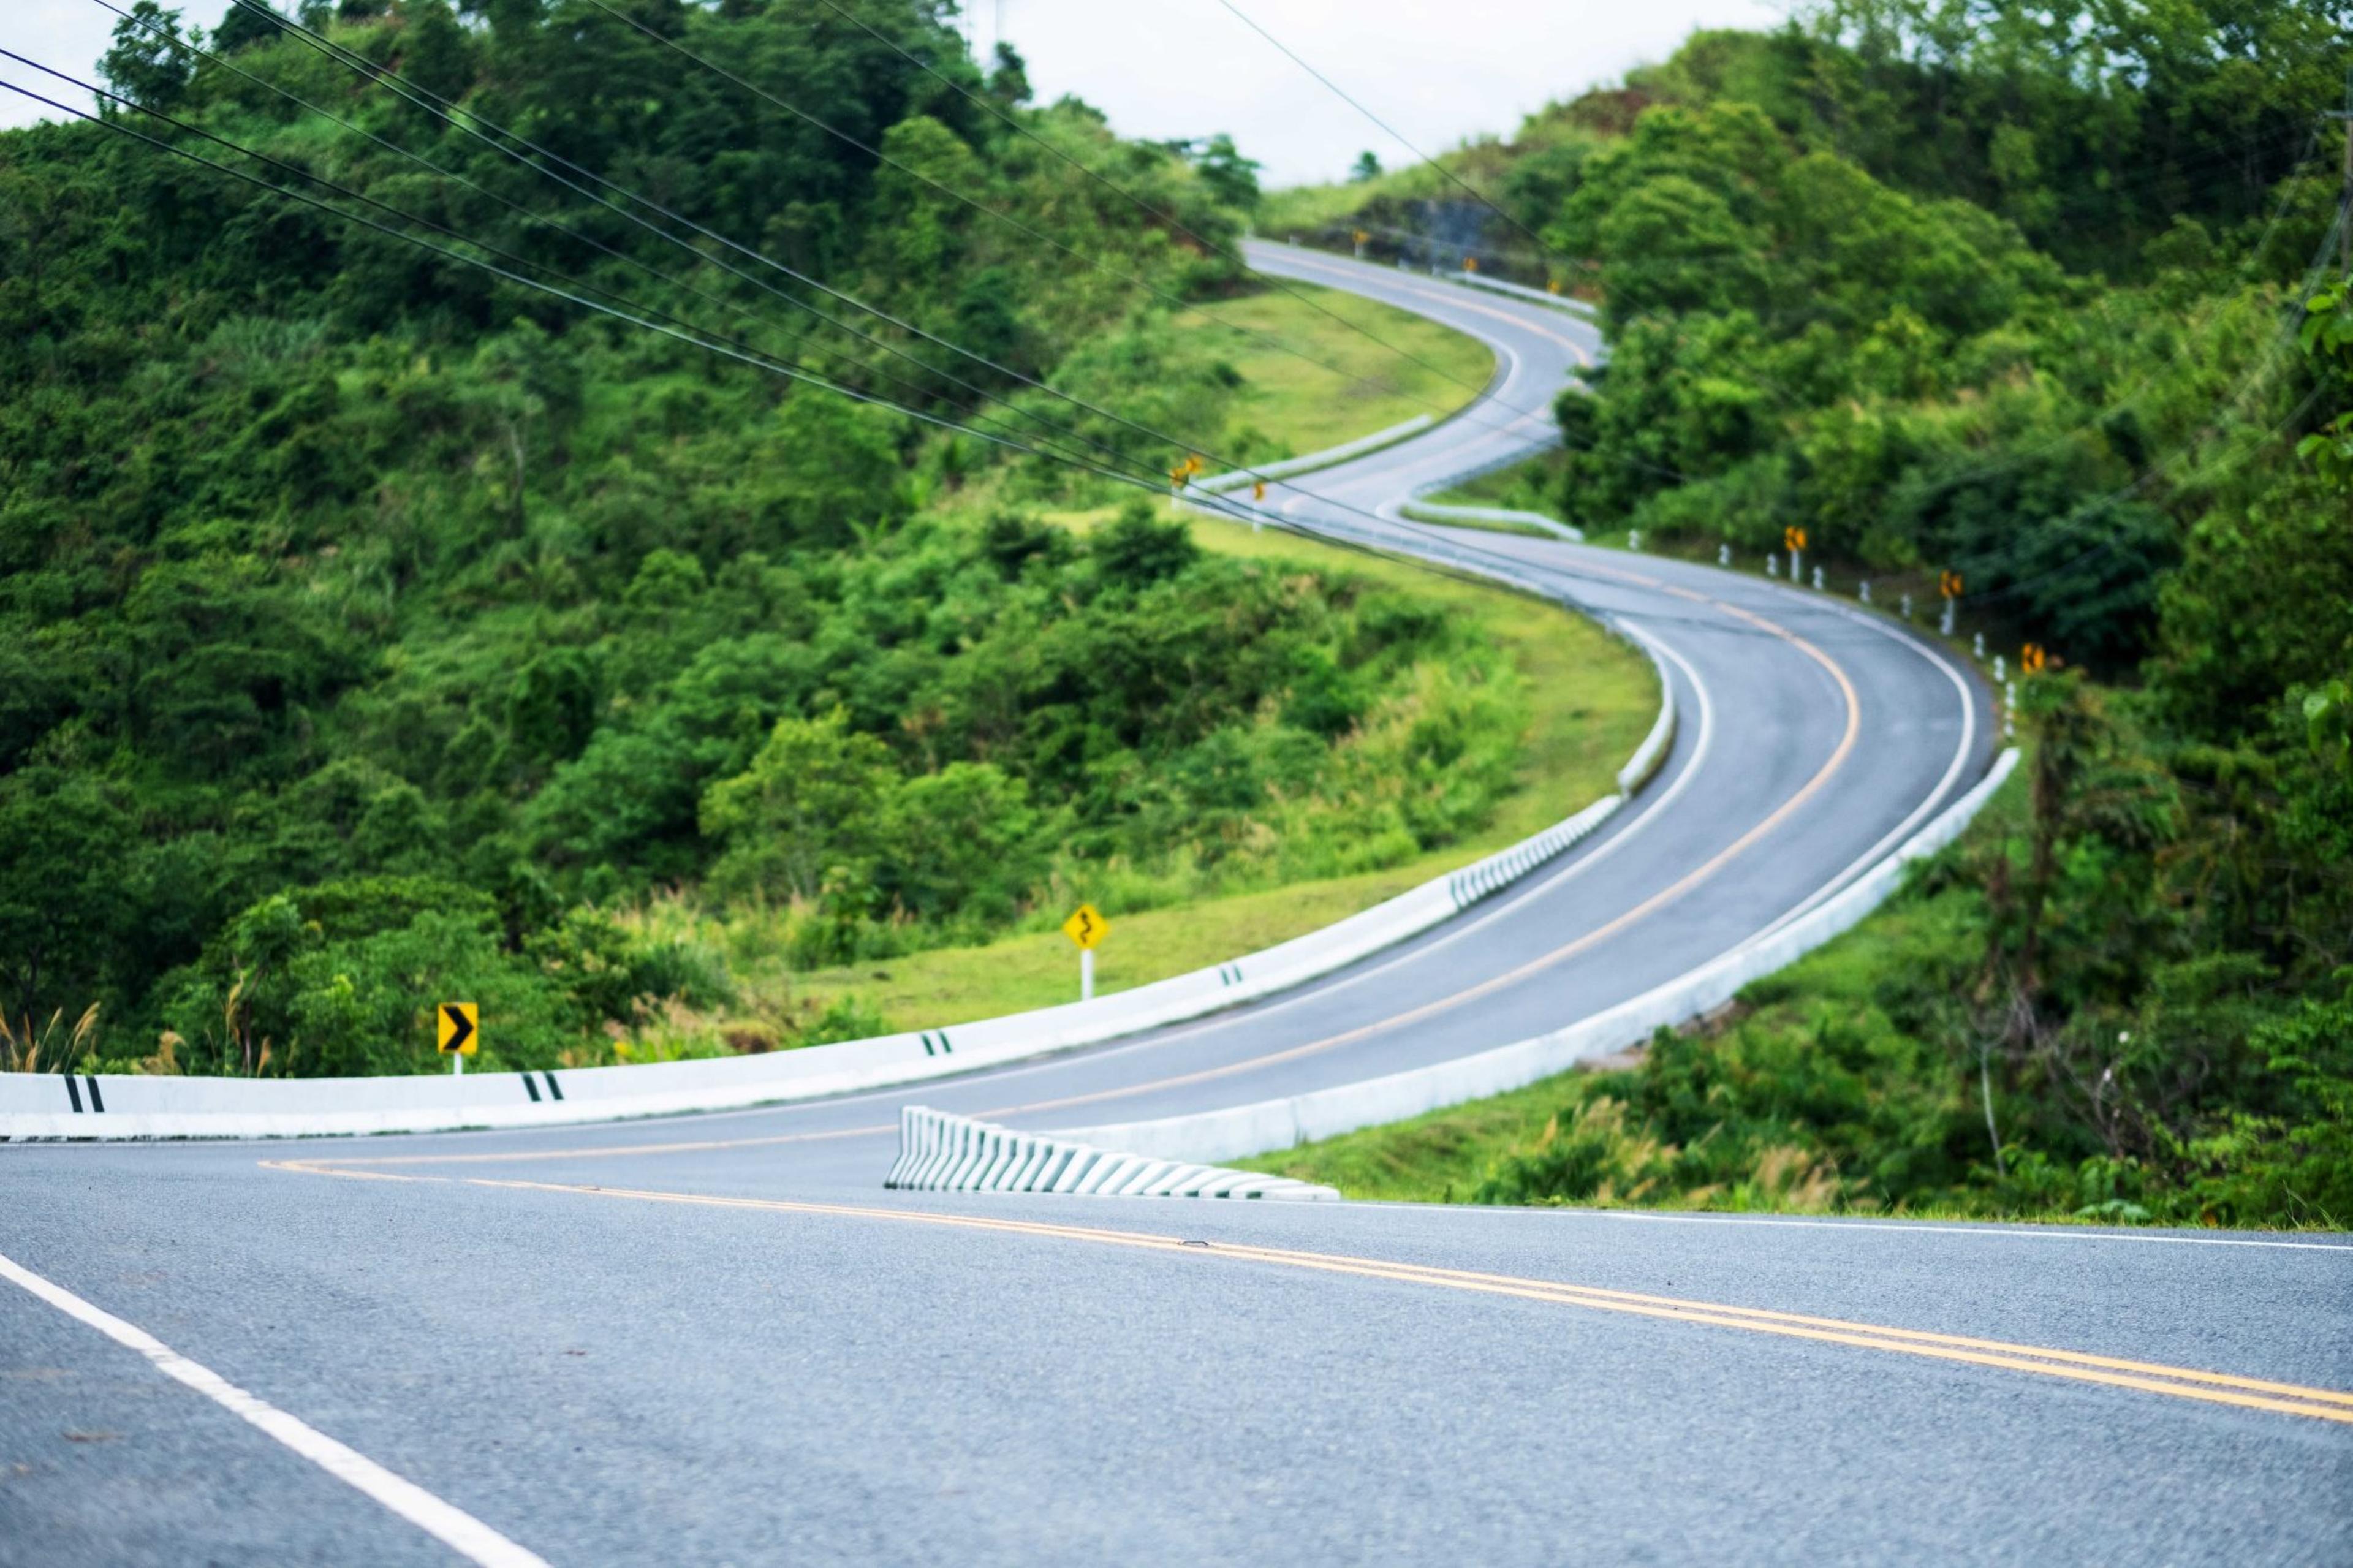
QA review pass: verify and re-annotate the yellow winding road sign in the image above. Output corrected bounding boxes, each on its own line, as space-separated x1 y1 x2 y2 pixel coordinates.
1061 905 1109 950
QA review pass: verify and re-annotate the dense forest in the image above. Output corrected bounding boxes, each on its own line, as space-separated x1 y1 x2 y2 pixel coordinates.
0 0 1530 1075
1268 0 2353 1225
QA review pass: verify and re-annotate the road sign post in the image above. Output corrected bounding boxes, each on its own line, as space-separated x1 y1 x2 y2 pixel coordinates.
1252 478 1267 532
1784 526 1806 586
436 1002 478 1075
1061 904 1109 1001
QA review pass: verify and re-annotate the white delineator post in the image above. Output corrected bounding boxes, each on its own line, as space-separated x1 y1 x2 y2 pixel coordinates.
1080 947 1095 1002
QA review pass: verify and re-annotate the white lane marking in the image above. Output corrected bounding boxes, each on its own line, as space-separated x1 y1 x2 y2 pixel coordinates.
1737 594 1981 938
1573 1210 2352 1252
0 1248 551 1568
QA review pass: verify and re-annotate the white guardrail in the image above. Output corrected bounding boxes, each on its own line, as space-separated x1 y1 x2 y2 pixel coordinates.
1056 749 2020 1165
884 1107 1336 1200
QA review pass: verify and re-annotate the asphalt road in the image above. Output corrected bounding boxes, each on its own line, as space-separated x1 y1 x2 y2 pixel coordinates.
5 245 2346 1567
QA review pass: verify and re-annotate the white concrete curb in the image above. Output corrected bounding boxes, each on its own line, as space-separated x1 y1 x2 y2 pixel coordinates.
1397 499 1582 540
884 1107 1337 1200
1195 414 1434 496
1055 749 2021 1166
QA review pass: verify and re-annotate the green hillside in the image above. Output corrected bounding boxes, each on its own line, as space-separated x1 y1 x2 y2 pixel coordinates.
0 0 1596 1077
1246 0 2353 1227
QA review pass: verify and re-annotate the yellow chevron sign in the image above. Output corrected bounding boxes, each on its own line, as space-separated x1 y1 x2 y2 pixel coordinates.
436 1002 478 1055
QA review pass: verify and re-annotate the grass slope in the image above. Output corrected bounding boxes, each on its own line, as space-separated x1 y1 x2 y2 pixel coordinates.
1171 281 1495 457
789 511 1653 1026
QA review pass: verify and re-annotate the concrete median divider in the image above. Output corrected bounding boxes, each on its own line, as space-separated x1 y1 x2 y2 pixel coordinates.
1194 414 1433 496
885 1107 1336 1200
1053 749 2020 1167
1397 498 1582 540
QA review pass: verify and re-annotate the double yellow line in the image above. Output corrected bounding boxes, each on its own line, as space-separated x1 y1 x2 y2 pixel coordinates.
446 1178 2353 1426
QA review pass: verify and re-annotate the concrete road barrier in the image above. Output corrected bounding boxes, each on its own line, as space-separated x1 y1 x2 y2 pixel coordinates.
884 1106 1336 1200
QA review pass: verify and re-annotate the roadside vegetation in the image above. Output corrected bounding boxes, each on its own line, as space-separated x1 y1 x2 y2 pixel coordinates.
0 0 1634 1078
1246 0 2353 1228
779 509 1653 1028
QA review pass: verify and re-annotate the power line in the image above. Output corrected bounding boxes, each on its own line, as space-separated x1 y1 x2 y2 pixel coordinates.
1207 0 1555 260
0 76 1281 525
566 0 1559 435
796 0 1515 431
10 40 1175 495
221 0 1564 509
9 56 1664 602
216 0 1260 484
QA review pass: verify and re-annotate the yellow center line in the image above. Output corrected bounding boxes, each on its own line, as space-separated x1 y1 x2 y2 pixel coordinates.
263 1122 893 1172
444 1178 2353 1426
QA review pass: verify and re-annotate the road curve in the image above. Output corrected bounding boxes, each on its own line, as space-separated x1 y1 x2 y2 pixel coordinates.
4 246 2346 1567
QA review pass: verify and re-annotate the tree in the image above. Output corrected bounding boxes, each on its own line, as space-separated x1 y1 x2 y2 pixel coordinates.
1349 150 1382 183
700 710 896 904
987 41 1031 106
0 770 132 1032
1192 134 1261 211
212 2 287 53
98 2 194 113
403 0 475 115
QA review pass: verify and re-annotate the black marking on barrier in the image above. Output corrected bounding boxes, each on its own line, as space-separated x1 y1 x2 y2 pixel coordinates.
85 1077 103 1113
64 1076 83 1113
542 1072 563 1101
920 1032 936 1056
521 1074 542 1102
936 1032 952 1055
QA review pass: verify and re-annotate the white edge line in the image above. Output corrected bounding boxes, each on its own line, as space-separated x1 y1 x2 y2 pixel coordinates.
1741 594 1982 940
1567 1208 2353 1252
0 1248 552 1568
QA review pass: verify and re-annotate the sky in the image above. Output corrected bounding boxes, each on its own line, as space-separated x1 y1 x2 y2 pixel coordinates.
2 0 1784 186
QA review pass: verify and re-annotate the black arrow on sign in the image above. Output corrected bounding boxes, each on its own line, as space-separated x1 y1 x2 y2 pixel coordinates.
441 1004 474 1054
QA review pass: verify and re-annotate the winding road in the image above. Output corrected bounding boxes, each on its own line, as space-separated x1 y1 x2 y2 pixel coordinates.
4 244 2346 1567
